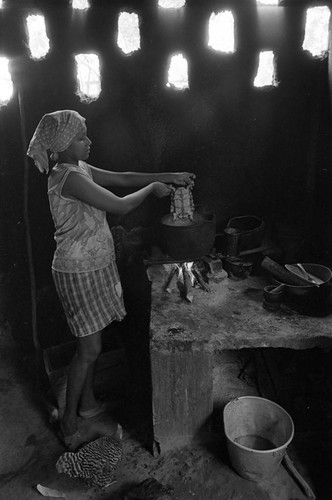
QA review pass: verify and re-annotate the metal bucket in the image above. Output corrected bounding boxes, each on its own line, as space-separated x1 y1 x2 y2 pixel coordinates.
225 215 265 252
223 396 294 482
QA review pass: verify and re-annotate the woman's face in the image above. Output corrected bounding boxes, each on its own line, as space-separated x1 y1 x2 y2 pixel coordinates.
63 126 92 164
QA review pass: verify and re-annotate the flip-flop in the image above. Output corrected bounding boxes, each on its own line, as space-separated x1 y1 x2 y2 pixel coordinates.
78 401 108 419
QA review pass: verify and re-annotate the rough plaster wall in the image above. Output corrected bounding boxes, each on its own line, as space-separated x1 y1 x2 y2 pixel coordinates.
0 0 331 335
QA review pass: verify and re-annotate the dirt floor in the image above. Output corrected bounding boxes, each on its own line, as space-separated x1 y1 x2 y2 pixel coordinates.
1 314 332 500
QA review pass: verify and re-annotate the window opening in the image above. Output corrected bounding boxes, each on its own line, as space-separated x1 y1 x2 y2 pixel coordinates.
208 11 235 53
0 1 3 8
26 14 50 60
167 53 189 90
158 0 186 8
303 6 330 58
254 50 276 87
72 0 89 9
75 53 101 102
256 0 279 5
0 57 13 106
117 12 140 55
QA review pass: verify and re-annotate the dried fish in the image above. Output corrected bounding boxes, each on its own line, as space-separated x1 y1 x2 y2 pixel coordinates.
170 186 194 222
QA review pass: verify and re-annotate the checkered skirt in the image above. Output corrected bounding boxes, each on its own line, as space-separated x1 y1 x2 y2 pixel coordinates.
52 261 126 337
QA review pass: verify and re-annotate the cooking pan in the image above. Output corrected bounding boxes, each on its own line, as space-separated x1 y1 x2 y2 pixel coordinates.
273 263 332 300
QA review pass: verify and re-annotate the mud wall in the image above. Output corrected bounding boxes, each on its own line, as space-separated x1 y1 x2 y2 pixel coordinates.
0 0 331 339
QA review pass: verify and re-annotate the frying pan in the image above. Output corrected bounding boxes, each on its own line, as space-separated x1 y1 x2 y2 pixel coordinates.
274 263 332 300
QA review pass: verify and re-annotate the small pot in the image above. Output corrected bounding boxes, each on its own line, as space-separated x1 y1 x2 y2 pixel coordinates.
225 257 253 279
263 285 284 311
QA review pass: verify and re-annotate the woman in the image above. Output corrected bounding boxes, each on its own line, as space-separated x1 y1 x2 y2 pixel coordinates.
27 109 195 450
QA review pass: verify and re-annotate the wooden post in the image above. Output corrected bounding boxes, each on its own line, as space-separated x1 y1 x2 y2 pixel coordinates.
150 336 213 454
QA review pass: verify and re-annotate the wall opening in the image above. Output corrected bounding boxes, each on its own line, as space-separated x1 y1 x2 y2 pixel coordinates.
303 6 330 58
166 53 189 90
75 53 101 102
158 0 186 8
117 12 140 55
254 50 276 87
26 14 50 60
256 0 279 5
208 11 235 53
72 0 90 10
0 57 13 106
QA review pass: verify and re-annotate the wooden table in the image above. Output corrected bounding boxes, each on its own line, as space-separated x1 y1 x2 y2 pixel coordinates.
147 264 332 453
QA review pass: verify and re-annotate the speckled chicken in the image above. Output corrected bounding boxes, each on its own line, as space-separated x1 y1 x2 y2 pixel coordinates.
171 186 194 222
55 428 122 489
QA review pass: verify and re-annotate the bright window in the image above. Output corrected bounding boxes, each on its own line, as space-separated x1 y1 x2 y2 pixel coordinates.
254 51 276 87
72 0 89 9
208 11 235 53
167 53 189 90
158 0 186 8
256 0 279 5
75 53 101 101
303 6 330 58
117 12 140 55
26 15 50 60
0 57 13 105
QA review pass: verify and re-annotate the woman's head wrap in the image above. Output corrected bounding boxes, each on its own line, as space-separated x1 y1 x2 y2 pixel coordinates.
27 110 86 174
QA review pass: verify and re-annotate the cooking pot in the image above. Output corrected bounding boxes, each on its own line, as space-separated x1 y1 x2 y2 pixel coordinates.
160 212 216 261
273 263 332 301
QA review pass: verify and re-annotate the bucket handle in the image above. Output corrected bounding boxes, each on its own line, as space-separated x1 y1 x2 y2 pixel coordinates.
283 452 316 499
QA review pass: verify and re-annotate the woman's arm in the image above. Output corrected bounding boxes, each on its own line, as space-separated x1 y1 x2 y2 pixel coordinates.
62 171 172 215
90 166 195 188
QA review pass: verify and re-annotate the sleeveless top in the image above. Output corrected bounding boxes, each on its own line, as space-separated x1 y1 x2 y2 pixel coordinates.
47 161 115 273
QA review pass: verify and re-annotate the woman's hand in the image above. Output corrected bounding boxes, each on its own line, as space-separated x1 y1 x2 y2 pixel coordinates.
172 172 196 187
152 182 173 198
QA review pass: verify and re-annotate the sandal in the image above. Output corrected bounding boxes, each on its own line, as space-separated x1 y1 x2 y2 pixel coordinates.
78 401 108 419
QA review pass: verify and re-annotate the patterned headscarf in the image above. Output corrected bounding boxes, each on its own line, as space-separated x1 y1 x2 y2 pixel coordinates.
27 110 86 174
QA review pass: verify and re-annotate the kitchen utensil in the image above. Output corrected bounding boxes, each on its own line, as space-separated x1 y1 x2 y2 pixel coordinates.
160 212 216 261
223 396 294 482
225 215 265 252
263 285 284 311
273 263 332 300
225 257 253 279
224 228 241 257
269 284 285 294
285 264 323 286
261 257 310 286
283 452 316 499
296 263 324 285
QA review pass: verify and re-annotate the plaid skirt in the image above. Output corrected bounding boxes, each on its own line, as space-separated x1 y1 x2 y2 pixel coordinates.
52 261 126 338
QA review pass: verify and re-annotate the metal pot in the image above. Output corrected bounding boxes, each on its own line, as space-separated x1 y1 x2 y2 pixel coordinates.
273 263 332 301
160 212 216 261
